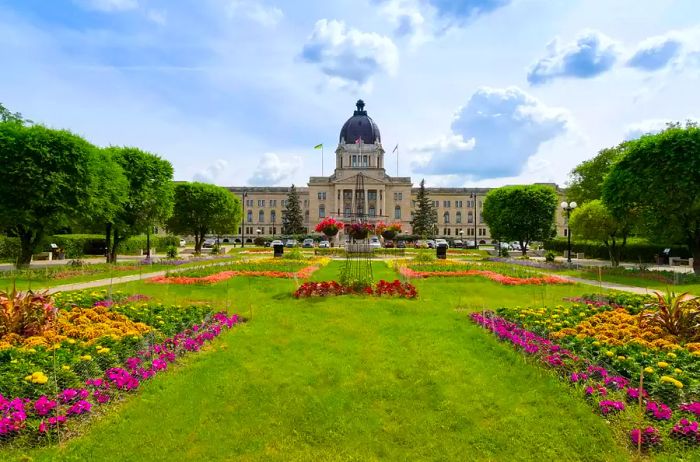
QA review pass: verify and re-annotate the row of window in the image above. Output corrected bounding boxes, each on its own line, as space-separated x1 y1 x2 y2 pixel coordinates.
438 211 484 224
246 199 311 208
427 200 481 208
442 228 488 236
246 210 313 224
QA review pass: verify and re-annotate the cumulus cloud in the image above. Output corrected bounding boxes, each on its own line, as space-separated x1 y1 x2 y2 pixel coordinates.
193 159 229 184
248 153 302 186
73 0 138 12
301 19 399 85
627 37 683 71
527 30 618 85
622 118 700 140
412 86 570 179
226 0 283 28
427 0 512 24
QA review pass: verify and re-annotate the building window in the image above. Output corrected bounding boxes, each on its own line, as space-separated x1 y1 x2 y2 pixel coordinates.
479 212 484 223
443 200 450 208
455 228 460 236
352 155 357 167
369 207 376 217
443 211 450 224
246 210 252 223
319 205 325 218
281 200 286 207
564 228 568 237
368 191 377 200
304 200 309 207
270 210 276 223
344 207 351 217
318 192 326 200
467 211 473 223
363 155 368 167
271 200 276 207
258 210 264 223
433 200 439 208
456 200 462 208
304 210 309 221
257 199 265 207
394 192 403 201
394 206 401 219
456 211 462 224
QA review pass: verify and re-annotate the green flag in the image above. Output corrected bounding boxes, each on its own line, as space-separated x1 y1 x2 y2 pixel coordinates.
314 143 323 149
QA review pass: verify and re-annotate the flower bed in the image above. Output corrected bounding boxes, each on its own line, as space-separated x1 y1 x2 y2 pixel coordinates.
470 311 700 453
148 265 320 285
0 311 240 443
293 280 417 299
396 261 571 285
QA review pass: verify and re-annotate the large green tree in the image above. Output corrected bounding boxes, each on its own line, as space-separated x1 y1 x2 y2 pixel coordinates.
482 184 558 255
0 123 98 266
282 184 304 235
167 182 242 253
410 179 437 238
105 147 174 263
603 122 700 274
569 200 633 267
566 144 627 205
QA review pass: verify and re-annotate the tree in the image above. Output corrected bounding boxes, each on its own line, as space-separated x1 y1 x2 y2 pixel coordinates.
0 103 29 124
0 123 98 266
105 147 174 263
410 179 437 238
567 144 627 205
569 200 632 266
167 182 242 253
603 122 700 274
482 185 558 255
282 184 304 235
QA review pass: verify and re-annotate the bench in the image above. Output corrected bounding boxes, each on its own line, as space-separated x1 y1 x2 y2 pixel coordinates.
669 257 694 267
32 252 53 261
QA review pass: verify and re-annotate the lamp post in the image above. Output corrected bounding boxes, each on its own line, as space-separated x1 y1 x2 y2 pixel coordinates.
241 191 247 248
256 228 261 246
470 191 478 249
459 229 464 249
560 201 577 263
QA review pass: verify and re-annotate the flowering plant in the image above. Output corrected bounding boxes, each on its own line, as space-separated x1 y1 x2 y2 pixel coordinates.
345 222 375 240
293 280 417 299
375 221 402 239
315 217 344 237
630 426 662 449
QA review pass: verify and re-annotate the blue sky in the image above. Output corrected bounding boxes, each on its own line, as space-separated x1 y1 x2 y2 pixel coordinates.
1 0 698 188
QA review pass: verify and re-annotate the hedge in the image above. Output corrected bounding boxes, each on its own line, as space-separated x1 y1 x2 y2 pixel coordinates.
50 234 179 257
0 236 20 261
543 238 690 262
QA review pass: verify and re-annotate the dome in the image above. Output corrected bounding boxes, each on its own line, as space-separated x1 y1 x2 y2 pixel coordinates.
339 99 381 145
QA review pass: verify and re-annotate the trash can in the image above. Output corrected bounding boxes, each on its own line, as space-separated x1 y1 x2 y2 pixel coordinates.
273 243 284 258
656 248 671 265
436 243 448 260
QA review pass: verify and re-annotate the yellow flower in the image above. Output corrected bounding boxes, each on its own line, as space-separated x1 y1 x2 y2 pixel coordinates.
667 352 677 359
592 341 601 347
80 355 92 361
67 339 76 344
657 361 669 368
97 347 110 354
62 365 71 371
605 351 614 357
644 367 655 374
674 368 682 374
617 356 626 361
24 375 33 381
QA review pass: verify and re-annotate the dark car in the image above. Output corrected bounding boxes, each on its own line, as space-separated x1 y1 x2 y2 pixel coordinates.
384 240 395 248
396 241 406 249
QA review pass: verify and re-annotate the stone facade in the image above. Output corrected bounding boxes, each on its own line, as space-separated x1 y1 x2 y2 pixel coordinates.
227 101 567 243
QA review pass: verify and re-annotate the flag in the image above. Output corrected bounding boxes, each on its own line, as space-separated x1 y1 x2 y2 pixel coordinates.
392 144 398 153
314 143 323 149
355 137 361 144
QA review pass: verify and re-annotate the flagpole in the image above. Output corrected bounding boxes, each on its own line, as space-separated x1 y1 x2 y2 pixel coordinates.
321 144 324 176
396 145 399 177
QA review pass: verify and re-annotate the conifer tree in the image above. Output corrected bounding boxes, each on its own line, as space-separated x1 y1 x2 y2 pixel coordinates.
410 179 437 237
282 184 304 235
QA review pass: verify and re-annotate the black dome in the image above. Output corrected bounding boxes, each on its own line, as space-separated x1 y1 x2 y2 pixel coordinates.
339 99 381 144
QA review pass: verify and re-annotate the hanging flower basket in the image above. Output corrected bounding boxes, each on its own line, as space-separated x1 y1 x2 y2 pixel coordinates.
315 217 344 237
346 222 374 240
376 221 402 240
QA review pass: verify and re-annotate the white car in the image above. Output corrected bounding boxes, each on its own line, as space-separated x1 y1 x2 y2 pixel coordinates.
435 238 449 248
369 236 381 249
270 240 284 247
202 238 217 248
179 239 186 247
318 240 330 248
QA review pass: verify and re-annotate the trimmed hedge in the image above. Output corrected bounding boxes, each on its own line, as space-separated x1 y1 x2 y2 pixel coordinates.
50 234 179 256
0 236 20 261
544 238 690 262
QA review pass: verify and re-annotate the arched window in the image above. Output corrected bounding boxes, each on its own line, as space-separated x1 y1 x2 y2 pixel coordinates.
319 205 325 218
394 205 401 219
443 211 450 224
467 211 473 223
258 210 264 223
456 211 462 224
247 210 252 223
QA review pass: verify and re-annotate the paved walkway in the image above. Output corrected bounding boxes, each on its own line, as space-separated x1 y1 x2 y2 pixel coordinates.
556 275 661 295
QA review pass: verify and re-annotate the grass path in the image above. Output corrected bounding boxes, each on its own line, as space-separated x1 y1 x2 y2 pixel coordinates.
6 262 633 461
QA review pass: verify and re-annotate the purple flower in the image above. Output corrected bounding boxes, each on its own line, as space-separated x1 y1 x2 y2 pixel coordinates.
680 402 700 418
671 419 699 443
67 400 91 415
599 400 625 415
33 396 57 416
630 427 661 448
646 401 672 420
604 376 629 391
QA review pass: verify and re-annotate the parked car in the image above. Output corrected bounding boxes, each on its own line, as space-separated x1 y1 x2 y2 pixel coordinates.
202 238 217 248
270 240 284 247
369 236 381 249
179 239 186 247
396 240 406 249
452 239 463 248
285 239 297 248
318 240 330 248
414 240 427 248
302 238 314 248
435 238 449 248
384 240 395 248
426 240 436 249
464 240 476 248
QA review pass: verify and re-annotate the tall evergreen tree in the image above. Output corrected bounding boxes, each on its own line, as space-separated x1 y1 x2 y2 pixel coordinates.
282 184 304 235
410 179 437 237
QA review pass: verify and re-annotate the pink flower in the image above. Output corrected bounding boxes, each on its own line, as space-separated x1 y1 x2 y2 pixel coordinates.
33 396 57 416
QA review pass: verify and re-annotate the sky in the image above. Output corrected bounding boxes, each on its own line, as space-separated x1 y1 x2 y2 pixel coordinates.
1 0 698 189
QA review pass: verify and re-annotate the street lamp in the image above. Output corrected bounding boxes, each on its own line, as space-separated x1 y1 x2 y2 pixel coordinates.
256 228 261 246
241 191 247 248
459 229 464 248
470 191 478 249
560 201 577 263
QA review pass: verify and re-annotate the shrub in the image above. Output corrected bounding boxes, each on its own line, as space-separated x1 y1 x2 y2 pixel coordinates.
166 246 178 259
543 238 690 262
545 251 556 262
0 236 20 261
639 291 700 343
0 288 56 337
412 252 435 263
253 237 266 246
52 234 104 258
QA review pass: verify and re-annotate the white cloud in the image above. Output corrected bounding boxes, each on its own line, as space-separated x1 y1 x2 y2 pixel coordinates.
193 159 229 184
146 9 168 26
413 86 570 180
301 19 399 86
626 27 700 72
226 0 283 28
248 153 302 186
527 30 619 85
74 0 138 12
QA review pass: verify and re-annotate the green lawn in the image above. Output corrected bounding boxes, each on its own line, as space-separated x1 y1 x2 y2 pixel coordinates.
555 267 700 295
2 260 673 461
